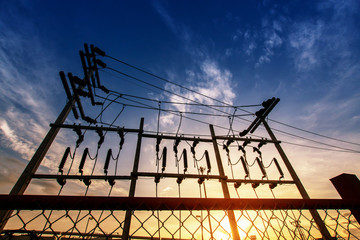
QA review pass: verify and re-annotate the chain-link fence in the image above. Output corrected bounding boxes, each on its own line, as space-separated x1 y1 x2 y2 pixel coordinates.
1 196 359 240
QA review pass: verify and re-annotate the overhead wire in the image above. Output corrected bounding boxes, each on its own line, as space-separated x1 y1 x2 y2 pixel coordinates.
97 57 360 154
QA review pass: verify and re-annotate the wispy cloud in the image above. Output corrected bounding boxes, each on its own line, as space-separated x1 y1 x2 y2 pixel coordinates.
0 6 62 167
152 1 237 132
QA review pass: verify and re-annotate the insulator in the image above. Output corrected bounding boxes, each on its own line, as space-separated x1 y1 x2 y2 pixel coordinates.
176 177 183 184
258 141 267 149
205 150 211 173
59 147 70 173
56 176 66 186
77 89 90 97
118 129 125 149
96 128 104 147
239 130 248 137
72 75 85 86
234 182 241 189
191 140 199 155
162 147 167 172
154 175 160 183
173 138 181 154
96 59 107 68
226 139 234 147
253 147 261 156
99 85 110 94
269 183 277 189
223 144 229 154
252 183 260 189
104 149 112 174
256 157 267 179
273 158 284 179
240 156 249 178
183 149 188 172
262 98 275 108
93 46 106 56
107 178 115 186
243 139 251 147
83 178 91 186
79 148 88 174
238 145 246 154
255 108 265 117
73 127 84 147
83 116 97 124
156 136 162 153
198 177 205 185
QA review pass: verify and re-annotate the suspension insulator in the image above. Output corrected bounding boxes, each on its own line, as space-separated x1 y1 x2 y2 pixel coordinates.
118 128 125 149
239 130 248 137
154 175 160 183
156 136 162 153
243 139 251 147
56 176 66 186
162 147 167 172
83 178 92 186
262 98 275 108
198 177 205 185
253 147 261 156
273 158 284 179
96 128 104 147
234 182 241 189
191 139 199 155
96 59 107 68
258 141 267 149
173 138 181 154
93 46 106 56
59 147 70 173
183 149 188 172
238 145 246 154
226 139 234 147
104 149 112 174
255 108 265 117
223 144 229 154
73 127 84 147
176 177 183 184
79 148 88 174
240 156 249 178
256 157 267 179
252 182 260 189
269 183 277 189
107 178 115 186
205 150 211 173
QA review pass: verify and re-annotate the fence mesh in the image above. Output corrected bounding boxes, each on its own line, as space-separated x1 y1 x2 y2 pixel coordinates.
1 208 359 239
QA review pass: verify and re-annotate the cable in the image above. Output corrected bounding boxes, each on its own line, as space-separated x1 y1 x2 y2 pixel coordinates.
105 55 254 114
269 118 360 146
102 56 360 152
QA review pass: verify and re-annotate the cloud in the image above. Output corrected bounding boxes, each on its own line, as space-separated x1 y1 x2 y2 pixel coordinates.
0 4 65 174
0 155 26 193
289 20 323 71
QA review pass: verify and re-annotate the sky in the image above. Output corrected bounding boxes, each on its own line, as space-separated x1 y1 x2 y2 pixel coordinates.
0 0 360 203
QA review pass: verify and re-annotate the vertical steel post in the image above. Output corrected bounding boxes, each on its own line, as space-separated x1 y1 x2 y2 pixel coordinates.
0 100 74 231
262 120 332 239
122 118 144 240
209 125 240 240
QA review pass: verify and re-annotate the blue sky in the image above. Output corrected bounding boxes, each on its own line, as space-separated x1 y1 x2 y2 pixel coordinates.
0 0 360 199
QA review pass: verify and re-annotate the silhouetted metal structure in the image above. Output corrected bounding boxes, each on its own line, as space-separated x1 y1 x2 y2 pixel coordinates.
0 44 359 240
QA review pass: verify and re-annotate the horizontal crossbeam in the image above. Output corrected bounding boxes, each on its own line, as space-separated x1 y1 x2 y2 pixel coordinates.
0 195 358 211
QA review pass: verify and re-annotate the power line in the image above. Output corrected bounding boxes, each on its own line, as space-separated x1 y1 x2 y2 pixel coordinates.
269 118 360 146
100 58 360 149
105 54 253 115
